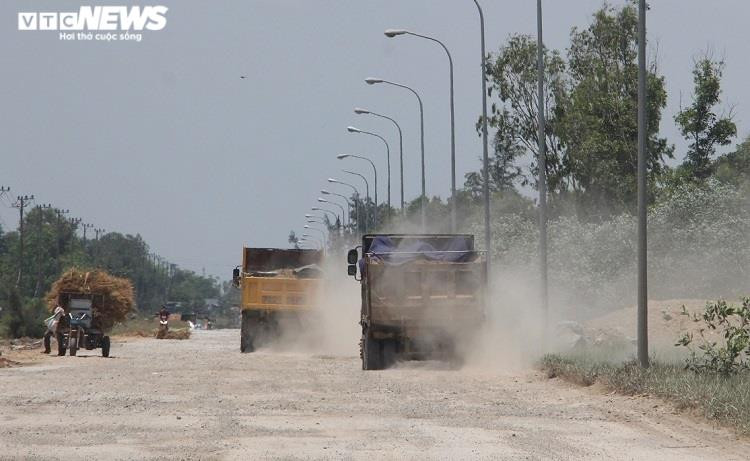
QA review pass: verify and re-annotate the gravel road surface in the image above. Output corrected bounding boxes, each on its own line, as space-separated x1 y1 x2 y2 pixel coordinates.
1 330 748 460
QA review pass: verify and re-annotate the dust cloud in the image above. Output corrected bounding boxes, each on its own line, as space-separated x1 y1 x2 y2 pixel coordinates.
261 253 360 357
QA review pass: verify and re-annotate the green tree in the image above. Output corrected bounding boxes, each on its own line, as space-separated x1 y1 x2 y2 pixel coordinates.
483 33 568 193
559 2 673 214
288 230 300 249
714 136 750 190
0 288 46 338
465 109 527 197
675 56 737 180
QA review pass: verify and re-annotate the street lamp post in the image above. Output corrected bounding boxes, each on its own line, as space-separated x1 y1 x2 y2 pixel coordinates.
306 218 326 225
536 0 549 328
341 169 370 232
637 0 649 368
321 190 350 226
473 0 492 280
306 213 333 227
385 29 456 231
311 207 341 236
310 207 339 225
354 108 404 212
327 178 362 236
317 197 345 228
303 226 327 251
337 154 377 228
365 77 426 229
301 233 324 250
347 126 391 220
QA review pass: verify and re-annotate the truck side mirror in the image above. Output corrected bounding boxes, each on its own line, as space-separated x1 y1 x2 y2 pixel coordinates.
347 249 359 265
232 267 240 287
347 264 357 277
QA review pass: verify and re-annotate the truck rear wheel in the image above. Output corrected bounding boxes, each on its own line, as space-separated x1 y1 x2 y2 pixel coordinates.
240 329 255 353
240 311 257 353
382 339 396 369
362 333 383 370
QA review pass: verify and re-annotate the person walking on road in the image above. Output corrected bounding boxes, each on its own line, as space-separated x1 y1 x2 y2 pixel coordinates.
43 304 65 354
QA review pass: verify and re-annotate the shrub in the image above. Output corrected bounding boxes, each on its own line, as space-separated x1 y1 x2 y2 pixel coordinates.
677 298 750 375
0 288 47 338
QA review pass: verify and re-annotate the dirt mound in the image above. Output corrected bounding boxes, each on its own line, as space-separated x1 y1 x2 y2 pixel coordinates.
46 268 135 331
585 299 715 353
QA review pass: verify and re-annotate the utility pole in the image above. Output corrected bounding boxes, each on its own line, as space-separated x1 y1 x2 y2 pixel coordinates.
33 204 52 298
82 223 94 247
537 0 549 324
54 209 70 268
95 228 105 240
68 217 81 253
13 195 35 289
0 186 10 199
637 0 649 368
166 263 176 302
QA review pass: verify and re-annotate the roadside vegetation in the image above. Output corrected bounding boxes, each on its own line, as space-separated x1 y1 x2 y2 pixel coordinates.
0 212 232 339
542 355 750 434
544 297 750 434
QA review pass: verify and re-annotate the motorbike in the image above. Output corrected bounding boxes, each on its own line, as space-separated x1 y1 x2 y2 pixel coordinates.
156 312 169 338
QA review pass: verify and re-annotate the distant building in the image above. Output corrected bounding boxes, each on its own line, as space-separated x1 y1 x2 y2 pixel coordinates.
203 298 220 310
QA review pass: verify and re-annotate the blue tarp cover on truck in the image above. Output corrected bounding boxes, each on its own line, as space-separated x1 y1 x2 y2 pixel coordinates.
365 236 477 266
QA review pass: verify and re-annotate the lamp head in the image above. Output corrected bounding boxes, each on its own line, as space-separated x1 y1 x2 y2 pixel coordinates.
347 126 361 133
365 77 383 85
321 190 331 195
384 29 407 38
354 107 370 115
336 154 349 160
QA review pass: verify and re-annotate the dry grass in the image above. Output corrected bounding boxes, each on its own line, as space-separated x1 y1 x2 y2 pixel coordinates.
0 357 20 368
156 329 191 340
46 268 135 331
111 317 191 338
542 353 750 434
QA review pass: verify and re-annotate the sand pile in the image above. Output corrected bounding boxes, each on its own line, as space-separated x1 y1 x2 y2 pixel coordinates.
46 268 135 331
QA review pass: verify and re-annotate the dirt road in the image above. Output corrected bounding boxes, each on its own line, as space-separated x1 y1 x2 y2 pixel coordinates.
1 330 747 460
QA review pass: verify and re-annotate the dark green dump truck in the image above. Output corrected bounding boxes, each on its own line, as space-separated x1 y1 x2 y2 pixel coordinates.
347 234 486 370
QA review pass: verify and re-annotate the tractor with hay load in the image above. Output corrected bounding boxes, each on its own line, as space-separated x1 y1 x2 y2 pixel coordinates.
233 247 324 352
47 269 135 357
347 234 486 370
54 293 110 357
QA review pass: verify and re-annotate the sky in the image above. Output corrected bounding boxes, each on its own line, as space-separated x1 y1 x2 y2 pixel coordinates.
1 0 749 279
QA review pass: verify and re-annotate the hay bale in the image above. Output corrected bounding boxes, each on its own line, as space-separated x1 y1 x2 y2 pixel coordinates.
155 329 190 340
46 268 135 331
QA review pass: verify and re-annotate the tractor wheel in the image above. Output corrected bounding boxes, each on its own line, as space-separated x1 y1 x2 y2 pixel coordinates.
101 336 111 358
69 336 78 356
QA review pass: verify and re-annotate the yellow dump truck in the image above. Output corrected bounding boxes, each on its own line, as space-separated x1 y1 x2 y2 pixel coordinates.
232 247 324 352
